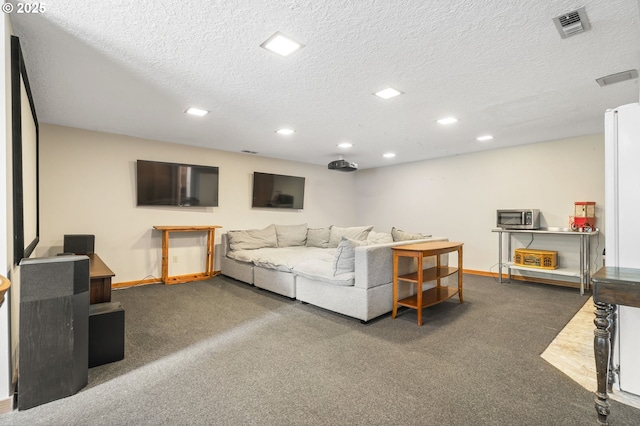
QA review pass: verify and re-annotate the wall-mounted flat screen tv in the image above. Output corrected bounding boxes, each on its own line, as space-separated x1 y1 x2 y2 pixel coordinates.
252 172 305 209
136 159 219 207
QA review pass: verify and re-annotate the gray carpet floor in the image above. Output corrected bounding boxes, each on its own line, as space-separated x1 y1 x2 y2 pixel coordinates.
1 274 639 425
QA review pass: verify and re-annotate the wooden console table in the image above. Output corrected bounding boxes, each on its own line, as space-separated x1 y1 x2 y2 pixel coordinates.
392 241 464 326
89 253 115 304
591 266 640 425
153 226 221 285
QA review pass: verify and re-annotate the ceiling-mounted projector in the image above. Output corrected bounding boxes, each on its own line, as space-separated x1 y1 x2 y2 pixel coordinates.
328 159 358 172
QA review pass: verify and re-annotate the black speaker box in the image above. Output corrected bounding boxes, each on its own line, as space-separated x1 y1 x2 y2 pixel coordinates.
63 234 95 255
18 255 89 410
89 301 125 368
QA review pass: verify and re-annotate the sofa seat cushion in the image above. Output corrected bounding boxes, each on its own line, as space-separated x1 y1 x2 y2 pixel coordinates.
226 247 332 272
293 256 355 287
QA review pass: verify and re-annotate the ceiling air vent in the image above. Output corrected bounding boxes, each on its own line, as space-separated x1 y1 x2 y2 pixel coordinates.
553 7 591 39
596 69 639 87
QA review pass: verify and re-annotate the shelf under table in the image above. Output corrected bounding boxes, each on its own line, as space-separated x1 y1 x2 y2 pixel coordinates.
507 264 581 277
397 266 459 283
397 286 459 309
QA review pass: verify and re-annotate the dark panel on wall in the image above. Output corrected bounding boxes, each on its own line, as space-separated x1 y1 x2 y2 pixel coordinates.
18 256 89 410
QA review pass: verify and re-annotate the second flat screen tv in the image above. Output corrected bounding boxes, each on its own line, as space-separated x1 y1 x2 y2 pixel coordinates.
252 172 305 209
136 159 219 207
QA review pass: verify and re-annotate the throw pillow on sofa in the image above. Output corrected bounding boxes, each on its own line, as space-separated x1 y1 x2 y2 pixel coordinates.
306 227 331 248
391 226 431 242
328 225 374 248
228 224 278 251
275 223 308 247
333 237 370 276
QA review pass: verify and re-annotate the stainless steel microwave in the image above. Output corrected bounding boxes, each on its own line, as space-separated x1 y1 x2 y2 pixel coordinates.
496 209 540 229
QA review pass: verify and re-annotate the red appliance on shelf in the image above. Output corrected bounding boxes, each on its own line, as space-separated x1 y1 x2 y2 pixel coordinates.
570 201 596 231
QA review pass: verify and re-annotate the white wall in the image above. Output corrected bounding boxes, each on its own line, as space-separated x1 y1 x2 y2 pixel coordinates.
355 134 605 277
1 13 13 412
38 124 358 283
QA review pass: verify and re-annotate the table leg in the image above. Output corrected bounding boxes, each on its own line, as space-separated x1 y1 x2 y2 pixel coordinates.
607 306 617 392
161 231 169 284
206 230 214 276
417 255 423 326
498 231 503 283
586 235 591 291
458 246 464 303
580 235 585 295
594 301 613 425
507 233 512 282
392 253 399 319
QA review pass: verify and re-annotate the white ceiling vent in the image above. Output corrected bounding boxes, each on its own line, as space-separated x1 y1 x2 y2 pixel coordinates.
553 7 591 39
596 69 639 87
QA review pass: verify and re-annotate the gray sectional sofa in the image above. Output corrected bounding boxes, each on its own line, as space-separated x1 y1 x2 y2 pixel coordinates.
219 224 449 322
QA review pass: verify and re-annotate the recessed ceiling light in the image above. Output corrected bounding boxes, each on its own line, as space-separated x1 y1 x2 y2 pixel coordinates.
276 128 295 135
437 117 458 125
383 152 396 158
374 87 403 100
338 142 353 148
476 135 494 142
260 32 304 57
185 107 209 116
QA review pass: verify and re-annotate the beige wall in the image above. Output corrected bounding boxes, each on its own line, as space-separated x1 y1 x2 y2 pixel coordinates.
38 124 358 283
40 125 605 284
355 134 605 276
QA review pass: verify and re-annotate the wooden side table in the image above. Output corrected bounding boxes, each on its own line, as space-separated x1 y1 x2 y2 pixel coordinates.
153 226 222 285
591 266 640 425
392 241 464 326
88 253 115 304
0 275 10 308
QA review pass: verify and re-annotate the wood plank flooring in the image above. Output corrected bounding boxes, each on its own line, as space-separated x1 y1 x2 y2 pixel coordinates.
541 296 640 409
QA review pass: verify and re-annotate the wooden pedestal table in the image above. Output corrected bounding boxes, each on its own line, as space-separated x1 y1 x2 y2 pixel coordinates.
392 241 464 326
591 266 640 425
153 226 221 285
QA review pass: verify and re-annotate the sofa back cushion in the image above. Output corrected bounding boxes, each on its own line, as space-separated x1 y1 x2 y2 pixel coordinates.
334 237 370 276
275 223 308 247
391 226 431 241
306 227 331 248
328 225 373 248
367 231 393 244
227 225 277 251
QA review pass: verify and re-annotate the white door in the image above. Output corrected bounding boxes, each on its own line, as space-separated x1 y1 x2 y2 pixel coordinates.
605 103 640 396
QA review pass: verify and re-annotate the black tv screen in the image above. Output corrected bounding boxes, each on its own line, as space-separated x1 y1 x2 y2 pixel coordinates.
252 172 305 209
136 160 219 207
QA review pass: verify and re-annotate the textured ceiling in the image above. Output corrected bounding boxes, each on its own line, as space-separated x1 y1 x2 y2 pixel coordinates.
9 0 640 169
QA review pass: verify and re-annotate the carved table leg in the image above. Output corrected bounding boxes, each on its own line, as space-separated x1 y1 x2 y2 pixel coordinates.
607 306 617 392
594 301 613 425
